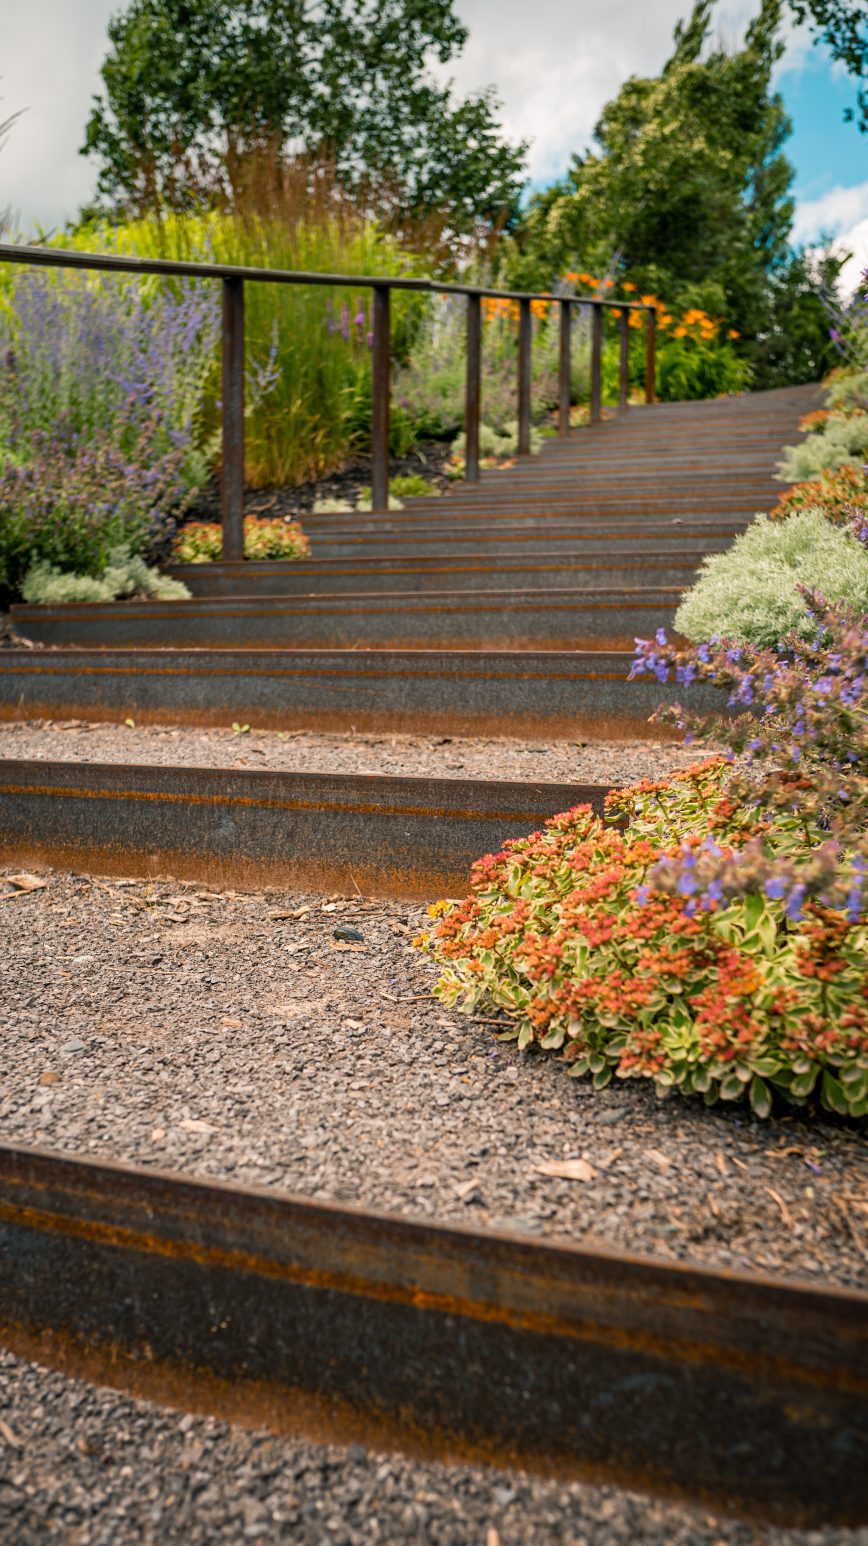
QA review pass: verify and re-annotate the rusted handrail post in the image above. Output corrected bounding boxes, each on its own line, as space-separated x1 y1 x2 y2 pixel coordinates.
371 284 391 513
619 308 629 411
517 297 532 456
221 277 245 561
590 302 603 425
558 298 571 436
465 294 481 483
645 306 656 404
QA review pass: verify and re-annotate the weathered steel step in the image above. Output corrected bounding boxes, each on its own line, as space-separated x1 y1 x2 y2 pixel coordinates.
169 552 702 596
1 1141 864 1528
0 647 713 738
11 587 681 652
0 759 605 898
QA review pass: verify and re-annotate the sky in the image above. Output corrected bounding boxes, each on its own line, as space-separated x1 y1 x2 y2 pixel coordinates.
2 0 866 288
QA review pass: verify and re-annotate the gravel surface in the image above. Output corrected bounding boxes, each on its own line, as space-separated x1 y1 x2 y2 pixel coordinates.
1 1352 865 1546
0 719 695 786
2 868 865 1289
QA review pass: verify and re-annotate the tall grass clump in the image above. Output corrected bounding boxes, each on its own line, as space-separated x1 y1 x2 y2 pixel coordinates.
64 159 431 486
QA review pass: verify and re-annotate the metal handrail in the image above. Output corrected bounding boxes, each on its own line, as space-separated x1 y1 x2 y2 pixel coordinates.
0 240 656 550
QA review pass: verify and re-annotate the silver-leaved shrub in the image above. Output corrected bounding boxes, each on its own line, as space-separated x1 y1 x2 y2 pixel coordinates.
674 510 868 647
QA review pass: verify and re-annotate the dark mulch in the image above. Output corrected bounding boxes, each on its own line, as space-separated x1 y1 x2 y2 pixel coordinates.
185 439 456 525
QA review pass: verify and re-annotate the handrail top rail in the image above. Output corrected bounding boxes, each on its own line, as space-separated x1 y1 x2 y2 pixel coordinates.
0 241 651 310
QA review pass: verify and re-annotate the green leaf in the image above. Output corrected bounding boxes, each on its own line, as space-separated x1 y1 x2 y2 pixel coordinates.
517 1024 533 1051
749 1075 772 1119
592 1064 613 1090
821 1070 849 1116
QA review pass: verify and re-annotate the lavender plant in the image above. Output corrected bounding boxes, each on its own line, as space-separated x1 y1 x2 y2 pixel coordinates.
0 266 219 486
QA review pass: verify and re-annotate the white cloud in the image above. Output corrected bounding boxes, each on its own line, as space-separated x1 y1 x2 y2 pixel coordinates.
835 218 868 294
1 0 117 232
793 179 868 245
791 181 868 296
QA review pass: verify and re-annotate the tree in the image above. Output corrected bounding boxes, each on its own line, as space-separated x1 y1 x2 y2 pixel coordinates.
790 0 867 131
81 0 527 233
504 0 837 384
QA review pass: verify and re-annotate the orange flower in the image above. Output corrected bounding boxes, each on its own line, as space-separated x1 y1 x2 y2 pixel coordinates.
673 325 688 338
640 294 657 307
565 271 578 283
628 312 644 329
728 328 740 339
578 272 594 284
622 281 636 293
610 307 622 318
603 278 614 287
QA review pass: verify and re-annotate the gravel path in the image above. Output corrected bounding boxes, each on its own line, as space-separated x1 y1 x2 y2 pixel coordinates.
0 719 695 787
2 1350 864 1546
2 868 865 1289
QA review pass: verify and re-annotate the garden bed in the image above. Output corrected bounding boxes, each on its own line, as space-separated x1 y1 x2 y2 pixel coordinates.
1 866 864 1291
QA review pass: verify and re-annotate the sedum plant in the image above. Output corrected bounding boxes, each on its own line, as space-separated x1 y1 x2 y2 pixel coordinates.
21 545 191 603
673 510 868 647
172 516 310 563
421 761 867 1120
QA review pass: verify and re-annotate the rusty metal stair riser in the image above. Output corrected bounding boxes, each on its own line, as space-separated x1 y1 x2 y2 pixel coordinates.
0 1142 864 1529
0 760 611 899
0 649 716 738
168 556 704 597
11 588 683 652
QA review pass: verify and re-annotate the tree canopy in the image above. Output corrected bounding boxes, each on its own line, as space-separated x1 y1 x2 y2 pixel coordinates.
503 0 843 385
80 0 527 233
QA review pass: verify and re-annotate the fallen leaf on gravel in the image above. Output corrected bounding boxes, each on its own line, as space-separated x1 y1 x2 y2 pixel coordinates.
179 1118 217 1134
268 910 297 921
764 1186 794 1228
3 872 47 894
38 1071 60 1087
0 1419 22 1449
151 1127 166 1142
221 1017 243 1029
645 1148 672 1173
330 941 366 952
454 1178 482 1201
534 1158 597 1183
716 1151 728 1177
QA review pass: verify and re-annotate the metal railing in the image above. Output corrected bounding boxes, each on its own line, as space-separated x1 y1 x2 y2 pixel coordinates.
0 242 656 558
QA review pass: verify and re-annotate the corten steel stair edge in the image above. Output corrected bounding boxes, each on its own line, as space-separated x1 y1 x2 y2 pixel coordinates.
0 648 723 739
0 758 611 899
0 1141 866 1529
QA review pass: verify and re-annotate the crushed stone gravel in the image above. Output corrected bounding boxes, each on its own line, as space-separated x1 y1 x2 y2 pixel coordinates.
5 1350 864 1546
0 719 696 786
2 868 865 1290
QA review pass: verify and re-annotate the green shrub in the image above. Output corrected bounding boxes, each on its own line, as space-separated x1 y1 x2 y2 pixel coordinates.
22 546 191 603
421 761 868 1120
451 421 542 459
388 474 439 499
826 368 868 412
776 412 868 482
674 510 868 646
